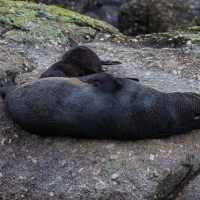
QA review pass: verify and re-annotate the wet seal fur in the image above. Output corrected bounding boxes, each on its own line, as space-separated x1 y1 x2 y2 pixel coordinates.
40 37 122 78
2 73 200 140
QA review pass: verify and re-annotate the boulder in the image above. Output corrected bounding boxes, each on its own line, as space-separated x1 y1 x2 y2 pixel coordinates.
17 0 126 27
0 0 200 199
118 0 200 35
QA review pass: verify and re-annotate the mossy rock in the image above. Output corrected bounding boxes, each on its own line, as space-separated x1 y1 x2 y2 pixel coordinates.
0 0 119 44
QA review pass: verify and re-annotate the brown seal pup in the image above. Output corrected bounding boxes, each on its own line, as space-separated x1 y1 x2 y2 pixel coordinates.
1 73 200 140
40 37 122 78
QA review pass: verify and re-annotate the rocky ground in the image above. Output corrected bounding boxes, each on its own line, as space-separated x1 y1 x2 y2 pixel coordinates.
0 1 200 199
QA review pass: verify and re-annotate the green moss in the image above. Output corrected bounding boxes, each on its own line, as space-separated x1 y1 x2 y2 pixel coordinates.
0 0 118 44
188 26 200 31
182 33 200 41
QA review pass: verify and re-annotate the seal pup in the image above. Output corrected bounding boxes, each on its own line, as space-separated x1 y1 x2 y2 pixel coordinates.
1 73 200 140
40 37 122 78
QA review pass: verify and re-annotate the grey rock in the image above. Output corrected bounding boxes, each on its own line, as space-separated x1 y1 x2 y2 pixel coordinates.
118 0 200 35
0 1 200 199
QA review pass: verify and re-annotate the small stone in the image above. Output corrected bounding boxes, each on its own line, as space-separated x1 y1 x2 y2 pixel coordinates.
131 39 138 43
100 38 104 41
78 168 84 173
172 70 177 75
164 168 171 177
107 48 114 51
21 194 25 198
110 155 118 160
153 171 159 177
95 181 105 190
113 181 117 185
111 173 119 180
186 40 192 45
0 40 8 44
105 34 111 38
71 149 78 153
60 160 66 167
149 154 155 161
49 192 54 197
106 143 115 149
32 158 37 163
1 138 6 146
0 173 2 178
6 9 16 14
132 185 136 190
49 40 57 46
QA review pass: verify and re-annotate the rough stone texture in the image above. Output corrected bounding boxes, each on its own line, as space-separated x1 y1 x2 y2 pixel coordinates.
1 0 200 199
176 173 200 200
19 0 126 27
118 0 150 36
118 0 200 35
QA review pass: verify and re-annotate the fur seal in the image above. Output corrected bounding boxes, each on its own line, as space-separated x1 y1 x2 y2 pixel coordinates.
1 73 200 140
40 37 122 78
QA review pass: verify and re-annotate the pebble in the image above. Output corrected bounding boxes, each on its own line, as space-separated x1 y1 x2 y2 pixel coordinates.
112 181 117 185
172 70 177 75
49 192 54 197
106 143 115 149
149 154 155 161
0 40 8 44
95 181 105 190
110 155 118 160
60 160 66 167
132 185 136 190
78 168 84 173
111 173 119 180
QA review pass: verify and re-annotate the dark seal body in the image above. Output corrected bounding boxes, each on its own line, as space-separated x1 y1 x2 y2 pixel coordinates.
4 74 200 140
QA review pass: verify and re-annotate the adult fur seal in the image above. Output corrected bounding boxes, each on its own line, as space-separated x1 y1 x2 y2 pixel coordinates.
40 37 122 78
1 73 200 140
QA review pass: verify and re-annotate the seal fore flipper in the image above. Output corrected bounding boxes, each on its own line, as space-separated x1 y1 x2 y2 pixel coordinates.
126 78 139 82
101 60 122 65
0 76 15 99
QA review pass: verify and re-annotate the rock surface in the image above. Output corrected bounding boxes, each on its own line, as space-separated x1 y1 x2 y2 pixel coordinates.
22 0 126 27
1 1 200 199
119 0 200 35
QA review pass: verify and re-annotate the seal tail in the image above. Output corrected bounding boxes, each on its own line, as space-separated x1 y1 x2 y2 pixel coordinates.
101 60 122 65
0 76 15 99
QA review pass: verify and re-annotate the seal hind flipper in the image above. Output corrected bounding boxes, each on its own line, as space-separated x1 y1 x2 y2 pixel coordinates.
77 73 122 92
0 76 15 99
101 60 122 65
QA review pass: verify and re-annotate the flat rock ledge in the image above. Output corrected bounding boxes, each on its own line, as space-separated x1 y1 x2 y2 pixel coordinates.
0 1 200 199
